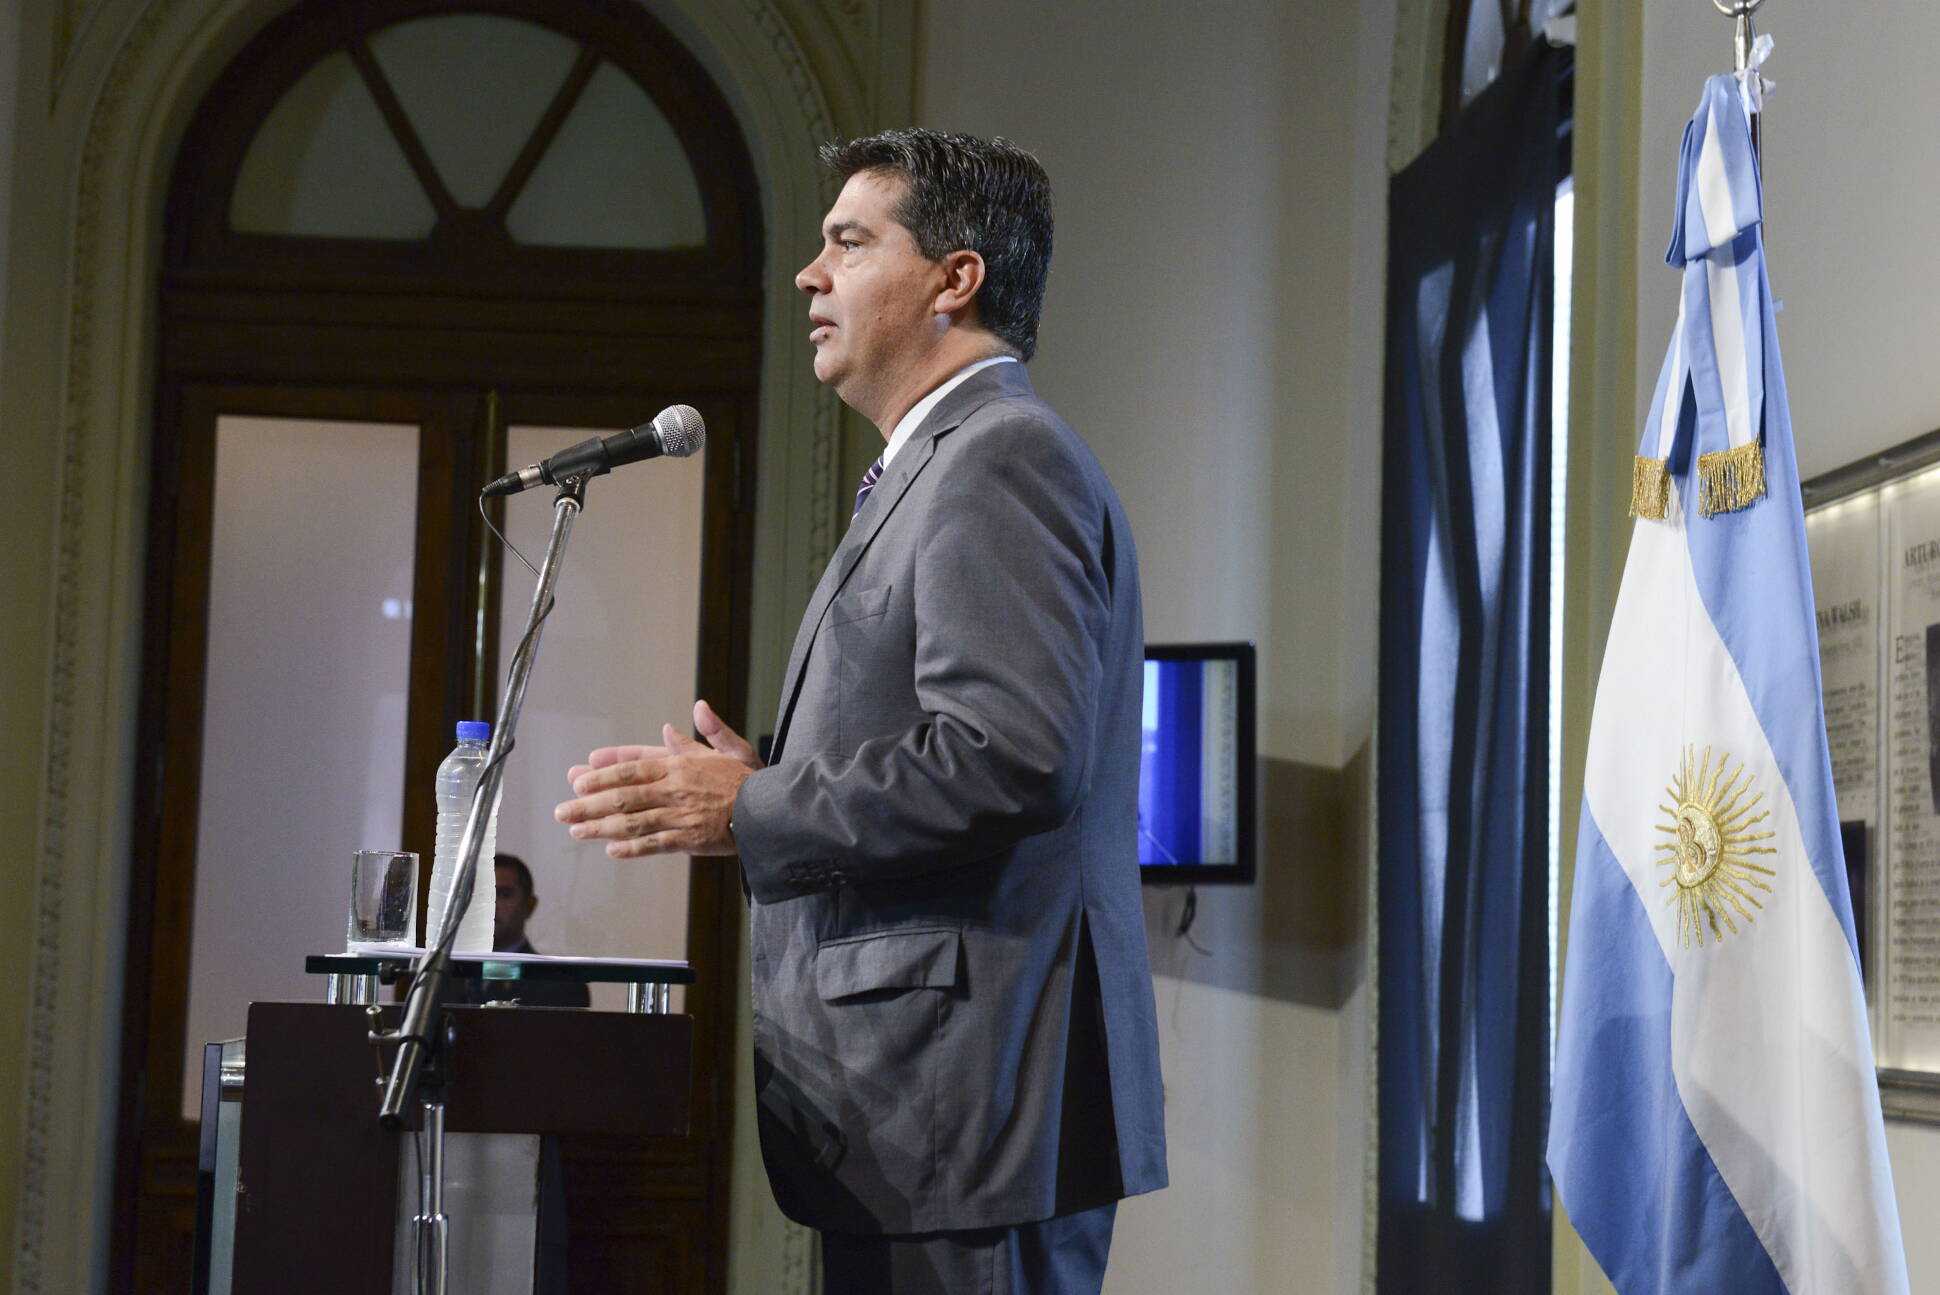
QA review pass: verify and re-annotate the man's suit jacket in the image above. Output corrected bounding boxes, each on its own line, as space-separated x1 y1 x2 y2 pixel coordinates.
732 362 1166 1235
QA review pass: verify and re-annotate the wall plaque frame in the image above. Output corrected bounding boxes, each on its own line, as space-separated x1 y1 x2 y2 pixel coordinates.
1804 426 1940 1123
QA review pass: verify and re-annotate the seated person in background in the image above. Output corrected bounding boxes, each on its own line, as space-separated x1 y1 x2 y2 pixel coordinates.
481 853 590 1008
493 853 545 954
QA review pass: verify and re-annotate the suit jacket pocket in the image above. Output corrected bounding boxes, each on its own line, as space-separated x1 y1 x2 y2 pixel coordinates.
825 582 892 628
815 926 962 1001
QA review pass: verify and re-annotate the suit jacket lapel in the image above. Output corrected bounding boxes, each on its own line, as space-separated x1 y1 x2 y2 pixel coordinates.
767 436 937 764
767 363 1035 762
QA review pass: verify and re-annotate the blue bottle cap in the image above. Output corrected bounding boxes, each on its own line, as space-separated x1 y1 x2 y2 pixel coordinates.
456 720 491 742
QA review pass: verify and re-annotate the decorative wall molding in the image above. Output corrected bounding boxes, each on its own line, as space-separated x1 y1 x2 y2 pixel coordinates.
755 0 864 148
51 0 105 102
805 388 842 575
780 1213 817 1293
733 0 849 577
22 0 201 1281
744 0 836 142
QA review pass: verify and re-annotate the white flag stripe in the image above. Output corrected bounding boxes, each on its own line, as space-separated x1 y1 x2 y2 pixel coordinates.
1584 488 1902 1293
1703 255 1756 449
1691 88 1762 453
1696 99 1744 254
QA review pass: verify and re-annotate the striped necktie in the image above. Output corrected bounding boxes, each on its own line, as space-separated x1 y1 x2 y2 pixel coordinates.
852 455 884 521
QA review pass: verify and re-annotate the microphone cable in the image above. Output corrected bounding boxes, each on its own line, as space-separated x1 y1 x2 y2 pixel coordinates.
425 493 558 955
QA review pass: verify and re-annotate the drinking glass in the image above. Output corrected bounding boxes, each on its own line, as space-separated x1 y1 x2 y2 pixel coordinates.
348 849 418 948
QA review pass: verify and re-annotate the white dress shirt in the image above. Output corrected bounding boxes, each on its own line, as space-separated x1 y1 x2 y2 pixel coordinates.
880 355 1019 470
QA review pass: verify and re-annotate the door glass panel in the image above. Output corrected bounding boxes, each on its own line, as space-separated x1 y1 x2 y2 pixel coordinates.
506 62 706 249
492 426 704 1011
181 417 420 1116
370 14 581 209
230 52 437 239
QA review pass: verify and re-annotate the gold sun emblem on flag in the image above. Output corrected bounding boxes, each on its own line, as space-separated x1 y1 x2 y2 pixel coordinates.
1653 745 1778 948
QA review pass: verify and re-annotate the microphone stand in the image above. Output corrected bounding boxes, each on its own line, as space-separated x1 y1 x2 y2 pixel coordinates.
370 474 588 1292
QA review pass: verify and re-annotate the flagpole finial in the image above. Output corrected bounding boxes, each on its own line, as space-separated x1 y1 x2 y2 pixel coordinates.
1711 0 1768 74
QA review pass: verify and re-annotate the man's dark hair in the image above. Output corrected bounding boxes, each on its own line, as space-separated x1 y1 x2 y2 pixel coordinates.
495 853 534 897
820 128 1053 362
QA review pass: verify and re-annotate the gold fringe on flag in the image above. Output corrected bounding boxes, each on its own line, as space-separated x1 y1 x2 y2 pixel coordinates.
1630 456 1671 519
1697 441 1766 516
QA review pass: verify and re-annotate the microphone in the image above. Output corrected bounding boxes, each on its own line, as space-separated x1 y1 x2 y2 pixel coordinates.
482 405 705 498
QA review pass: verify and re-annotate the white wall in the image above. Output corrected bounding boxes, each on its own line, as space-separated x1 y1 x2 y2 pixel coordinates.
918 1 1394 1289
1639 6 1940 1289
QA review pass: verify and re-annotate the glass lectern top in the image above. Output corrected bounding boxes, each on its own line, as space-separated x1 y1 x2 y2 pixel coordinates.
305 949 694 984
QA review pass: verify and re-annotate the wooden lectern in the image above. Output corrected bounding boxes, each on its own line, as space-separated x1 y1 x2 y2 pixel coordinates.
199 955 695 1295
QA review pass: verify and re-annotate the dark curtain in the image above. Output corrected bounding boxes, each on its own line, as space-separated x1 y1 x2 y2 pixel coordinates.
1377 39 1570 1294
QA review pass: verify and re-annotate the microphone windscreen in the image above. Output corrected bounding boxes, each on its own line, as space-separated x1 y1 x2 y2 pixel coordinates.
653 405 706 457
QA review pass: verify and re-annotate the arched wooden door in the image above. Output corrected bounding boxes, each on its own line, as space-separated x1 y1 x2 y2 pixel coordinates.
117 2 761 1289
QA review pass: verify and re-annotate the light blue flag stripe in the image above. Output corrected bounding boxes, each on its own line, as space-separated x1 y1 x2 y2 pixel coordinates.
1551 811 1786 1295
1679 288 1860 955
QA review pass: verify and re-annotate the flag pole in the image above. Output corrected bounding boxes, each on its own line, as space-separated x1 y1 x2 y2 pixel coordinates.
1713 0 1769 159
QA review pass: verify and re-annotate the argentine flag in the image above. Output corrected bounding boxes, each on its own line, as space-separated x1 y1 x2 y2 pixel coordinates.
1548 67 1909 1293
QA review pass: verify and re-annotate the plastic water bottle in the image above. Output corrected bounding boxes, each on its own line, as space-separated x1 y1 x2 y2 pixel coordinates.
427 720 497 954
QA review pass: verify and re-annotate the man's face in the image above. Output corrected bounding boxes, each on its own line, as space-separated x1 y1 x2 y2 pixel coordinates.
494 866 537 951
795 170 946 409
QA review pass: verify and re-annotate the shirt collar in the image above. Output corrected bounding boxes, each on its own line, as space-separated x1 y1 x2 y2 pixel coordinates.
880 355 1019 469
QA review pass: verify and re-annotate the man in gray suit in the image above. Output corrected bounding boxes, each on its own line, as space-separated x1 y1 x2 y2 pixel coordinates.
555 129 1164 1293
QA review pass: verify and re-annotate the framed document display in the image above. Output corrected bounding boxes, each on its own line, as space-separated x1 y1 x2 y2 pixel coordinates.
1804 428 1940 1120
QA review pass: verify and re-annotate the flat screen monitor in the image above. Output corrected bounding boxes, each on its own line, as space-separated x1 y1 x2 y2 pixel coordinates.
1138 642 1256 884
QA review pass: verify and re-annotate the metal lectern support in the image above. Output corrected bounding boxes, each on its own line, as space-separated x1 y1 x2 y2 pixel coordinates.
374 476 588 1131
414 1100 450 1295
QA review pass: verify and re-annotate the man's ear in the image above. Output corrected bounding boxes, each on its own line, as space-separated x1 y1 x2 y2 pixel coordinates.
933 250 987 320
